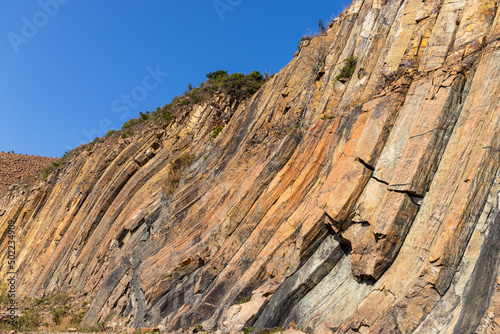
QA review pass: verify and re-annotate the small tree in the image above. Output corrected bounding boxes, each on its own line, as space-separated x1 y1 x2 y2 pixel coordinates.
206 70 228 81
336 56 357 81
318 19 326 32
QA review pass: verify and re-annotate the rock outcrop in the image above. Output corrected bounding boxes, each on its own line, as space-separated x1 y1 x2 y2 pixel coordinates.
2 0 500 332
0 152 57 192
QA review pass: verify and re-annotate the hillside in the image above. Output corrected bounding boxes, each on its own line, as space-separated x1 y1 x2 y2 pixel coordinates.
0 152 57 193
2 0 500 333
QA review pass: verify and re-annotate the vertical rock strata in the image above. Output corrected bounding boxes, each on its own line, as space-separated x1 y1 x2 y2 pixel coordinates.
2 0 500 332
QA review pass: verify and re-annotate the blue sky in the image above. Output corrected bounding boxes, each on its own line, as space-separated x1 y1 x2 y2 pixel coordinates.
0 1 344 158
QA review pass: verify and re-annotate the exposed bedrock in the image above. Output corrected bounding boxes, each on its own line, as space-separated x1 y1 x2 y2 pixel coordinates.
3 0 500 332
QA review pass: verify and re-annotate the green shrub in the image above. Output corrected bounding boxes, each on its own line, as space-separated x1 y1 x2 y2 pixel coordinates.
152 69 269 115
0 292 9 307
318 19 326 32
238 295 251 304
162 110 176 123
298 35 313 50
336 56 357 81
189 90 204 104
15 309 42 331
51 305 66 325
206 70 228 81
178 98 191 106
34 297 46 305
92 137 104 144
41 160 65 180
122 119 134 129
70 310 85 325
212 126 224 138
175 153 194 167
50 291 70 304
218 71 266 99
105 129 118 137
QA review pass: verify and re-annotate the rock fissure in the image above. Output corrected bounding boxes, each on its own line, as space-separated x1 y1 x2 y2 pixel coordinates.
3 0 500 332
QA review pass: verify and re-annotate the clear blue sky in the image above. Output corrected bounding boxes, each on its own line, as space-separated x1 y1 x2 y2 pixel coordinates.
0 1 344 158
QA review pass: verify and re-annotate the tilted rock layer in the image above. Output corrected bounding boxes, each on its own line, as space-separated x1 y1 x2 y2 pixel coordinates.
2 0 500 332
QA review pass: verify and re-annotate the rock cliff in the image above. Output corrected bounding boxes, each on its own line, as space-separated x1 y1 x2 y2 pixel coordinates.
2 0 500 332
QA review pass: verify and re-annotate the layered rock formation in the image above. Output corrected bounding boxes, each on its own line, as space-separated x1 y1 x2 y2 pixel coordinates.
0 152 57 192
2 0 500 332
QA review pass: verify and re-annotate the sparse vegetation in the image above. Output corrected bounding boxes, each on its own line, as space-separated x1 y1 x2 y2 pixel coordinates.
257 326 285 334
115 69 270 140
84 322 106 333
162 153 195 195
206 70 228 81
41 159 65 180
162 109 176 123
318 19 326 32
298 35 313 50
139 111 151 120
15 308 43 332
0 291 83 333
212 125 224 138
92 137 104 144
105 129 119 137
204 70 268 99
243 326 253 334
238 295 251 304
51 305 66 325
122 117 141 130
121 130 134 139
336 56 357 81
70 309 85 326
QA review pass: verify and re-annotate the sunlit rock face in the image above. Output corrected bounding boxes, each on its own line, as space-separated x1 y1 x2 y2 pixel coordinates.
3 0 500 332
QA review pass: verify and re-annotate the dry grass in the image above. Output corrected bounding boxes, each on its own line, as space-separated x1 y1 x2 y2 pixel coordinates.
162 153 195 195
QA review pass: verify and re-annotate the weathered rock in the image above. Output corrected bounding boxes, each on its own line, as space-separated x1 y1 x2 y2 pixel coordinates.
2 0 500 333
0 152 57 192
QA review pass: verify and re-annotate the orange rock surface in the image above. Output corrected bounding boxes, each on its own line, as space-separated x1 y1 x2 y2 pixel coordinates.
2 0 500 332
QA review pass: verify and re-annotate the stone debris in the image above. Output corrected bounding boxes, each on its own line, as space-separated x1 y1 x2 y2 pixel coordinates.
0 152 57 192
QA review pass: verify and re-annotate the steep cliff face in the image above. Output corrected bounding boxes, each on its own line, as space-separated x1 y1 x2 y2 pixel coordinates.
3 0 500 332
